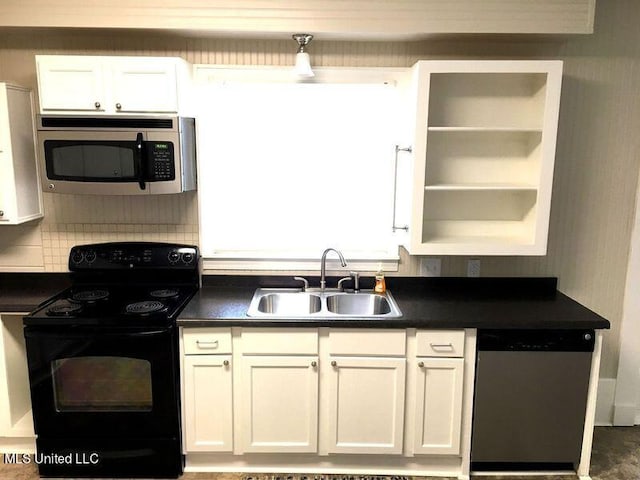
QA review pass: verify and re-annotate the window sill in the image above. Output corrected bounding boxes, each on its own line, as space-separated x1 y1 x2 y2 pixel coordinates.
202 252 399 273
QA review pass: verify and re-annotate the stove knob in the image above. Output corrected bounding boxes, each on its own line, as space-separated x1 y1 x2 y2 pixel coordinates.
71 250 85 264
168 251 180 263
85 250 97 263
182 252 194 264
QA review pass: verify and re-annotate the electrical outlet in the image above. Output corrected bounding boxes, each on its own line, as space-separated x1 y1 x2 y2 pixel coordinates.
419 258 441 277
467 259 481 277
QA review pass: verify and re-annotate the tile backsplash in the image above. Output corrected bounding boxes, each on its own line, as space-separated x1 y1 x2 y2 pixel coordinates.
0 191 199 272
41 223 199 272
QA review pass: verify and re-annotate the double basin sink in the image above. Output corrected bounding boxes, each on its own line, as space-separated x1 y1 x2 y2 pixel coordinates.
247 288 402 319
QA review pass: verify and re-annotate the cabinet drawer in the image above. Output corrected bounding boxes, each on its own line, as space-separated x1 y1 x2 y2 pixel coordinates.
416 330 465 357
183 328 232 355
242 328 318 355
329 329 406 356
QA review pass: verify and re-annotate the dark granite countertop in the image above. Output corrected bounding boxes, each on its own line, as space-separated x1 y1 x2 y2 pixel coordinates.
0 273 71 313
178 276 610 330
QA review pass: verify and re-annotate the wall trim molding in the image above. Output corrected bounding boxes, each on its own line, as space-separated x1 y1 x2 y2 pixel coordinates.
0 0 596 37
613 162 640 426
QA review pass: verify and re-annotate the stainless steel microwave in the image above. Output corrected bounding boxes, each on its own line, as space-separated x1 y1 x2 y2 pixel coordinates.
37 116 196 195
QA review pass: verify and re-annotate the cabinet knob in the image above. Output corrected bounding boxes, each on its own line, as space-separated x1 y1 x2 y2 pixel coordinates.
223 360 230 366
418 361 425 368
331 360 337 367
94 101 101 109
311 361 317 367
0 210 4 217
115 103 122 110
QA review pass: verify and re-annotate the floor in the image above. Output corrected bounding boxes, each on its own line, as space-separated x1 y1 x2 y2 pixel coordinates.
1 426 638 480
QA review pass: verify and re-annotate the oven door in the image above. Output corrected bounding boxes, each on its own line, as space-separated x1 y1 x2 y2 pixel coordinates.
24 325 180 438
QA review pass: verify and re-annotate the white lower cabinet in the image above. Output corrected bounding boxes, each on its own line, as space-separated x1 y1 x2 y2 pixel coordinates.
182 328 233 452
325 328 407 454
239 355 318 453
180 326 473 477
413 329 465 455
327 356 405 454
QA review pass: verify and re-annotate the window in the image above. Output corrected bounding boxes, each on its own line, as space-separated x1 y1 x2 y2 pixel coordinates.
196 67 406 270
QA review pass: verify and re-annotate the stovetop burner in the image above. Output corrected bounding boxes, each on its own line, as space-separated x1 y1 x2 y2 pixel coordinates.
150 289 179 299
25 242 199 327
71 289 110 303
46 302 83 317
125 300 167 315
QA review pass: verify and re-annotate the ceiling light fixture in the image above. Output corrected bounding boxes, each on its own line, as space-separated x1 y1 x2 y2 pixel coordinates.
292 33 314 78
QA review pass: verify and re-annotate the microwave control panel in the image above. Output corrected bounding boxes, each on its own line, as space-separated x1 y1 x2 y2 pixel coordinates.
147 142 176 181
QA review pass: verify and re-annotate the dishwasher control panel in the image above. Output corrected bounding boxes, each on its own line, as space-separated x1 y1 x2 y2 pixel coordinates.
477 329 595 352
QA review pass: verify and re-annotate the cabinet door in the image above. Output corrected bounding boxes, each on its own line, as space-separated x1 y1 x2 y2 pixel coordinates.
37 56 105 112
110 59 179 113
183 355 233 452
240 355 318 453
413 357 464 455
327 357 405 454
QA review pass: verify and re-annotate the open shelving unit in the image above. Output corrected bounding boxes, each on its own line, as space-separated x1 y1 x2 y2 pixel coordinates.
405 61 562 255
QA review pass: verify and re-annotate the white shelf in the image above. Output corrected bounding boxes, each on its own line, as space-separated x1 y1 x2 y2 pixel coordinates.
427 126 542 133
425 184 537 191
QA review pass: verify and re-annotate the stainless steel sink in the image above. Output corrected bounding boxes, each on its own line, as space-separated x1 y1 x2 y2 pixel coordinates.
246 288 402 318
255 292 322 315
325 293 392 315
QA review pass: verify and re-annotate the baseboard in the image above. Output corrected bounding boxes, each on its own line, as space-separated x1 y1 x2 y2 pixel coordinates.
595 378 616 426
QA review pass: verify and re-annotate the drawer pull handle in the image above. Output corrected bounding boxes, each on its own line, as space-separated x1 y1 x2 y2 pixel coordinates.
311 361 317 367
196 340 219 349
331 360 337 367
430 342 454 350
223 360 230 366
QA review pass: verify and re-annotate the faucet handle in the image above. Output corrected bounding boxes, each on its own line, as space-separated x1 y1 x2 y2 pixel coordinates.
293 276 309 292
337 276 352 291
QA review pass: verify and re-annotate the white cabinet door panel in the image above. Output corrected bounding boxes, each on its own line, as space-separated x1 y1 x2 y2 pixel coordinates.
183 355 233 452
327 357 405 454
37 57 105 112
414 357 464 455
111 59 178 113
240 355 318 453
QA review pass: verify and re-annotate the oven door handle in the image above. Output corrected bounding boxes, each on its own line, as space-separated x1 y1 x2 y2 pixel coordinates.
24 328 171 338
136 132 146 190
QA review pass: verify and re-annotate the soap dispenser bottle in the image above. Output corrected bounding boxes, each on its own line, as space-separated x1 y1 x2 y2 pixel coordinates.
374 263 386 294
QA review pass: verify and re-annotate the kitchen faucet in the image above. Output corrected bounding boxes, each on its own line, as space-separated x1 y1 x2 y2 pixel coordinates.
320 248 347 291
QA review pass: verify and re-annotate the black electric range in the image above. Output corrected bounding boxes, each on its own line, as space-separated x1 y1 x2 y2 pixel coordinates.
23 242 199 479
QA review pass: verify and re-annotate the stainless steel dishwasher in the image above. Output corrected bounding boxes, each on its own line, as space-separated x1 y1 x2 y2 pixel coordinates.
471 329 595 472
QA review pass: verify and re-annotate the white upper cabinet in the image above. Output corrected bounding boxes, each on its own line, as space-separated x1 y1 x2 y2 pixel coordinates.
402 60 563 255
0 83 43 225
36 55 190 115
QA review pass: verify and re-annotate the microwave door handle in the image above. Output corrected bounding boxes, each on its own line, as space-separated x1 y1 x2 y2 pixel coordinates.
136 132 146 190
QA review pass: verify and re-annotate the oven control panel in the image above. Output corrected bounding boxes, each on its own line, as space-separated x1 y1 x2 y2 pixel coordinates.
69 243 199 270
